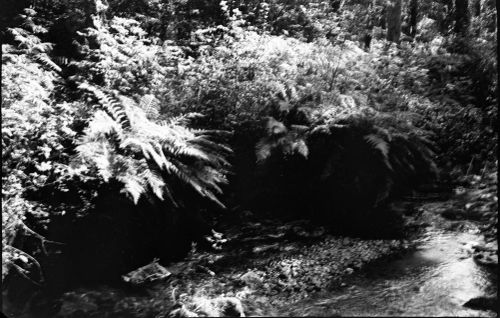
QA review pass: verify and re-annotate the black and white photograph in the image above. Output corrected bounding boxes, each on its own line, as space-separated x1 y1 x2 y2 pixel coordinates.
1 0 498 316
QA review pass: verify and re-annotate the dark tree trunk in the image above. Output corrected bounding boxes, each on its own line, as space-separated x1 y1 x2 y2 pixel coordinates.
386 0 402 42
437 0 454 33
408 0 418 37
454 0 469 33
362 0 378 49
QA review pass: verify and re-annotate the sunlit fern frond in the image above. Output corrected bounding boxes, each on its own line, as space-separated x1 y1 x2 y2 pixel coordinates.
138 94 161 119
79 83 131 130
255 138 275 163
32 53 62 74
75 86 230 208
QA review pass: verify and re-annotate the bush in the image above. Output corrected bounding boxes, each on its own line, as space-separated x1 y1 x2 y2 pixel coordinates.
2 10 232 285
252 111 438 236
2 13 83 282
74 84 231 207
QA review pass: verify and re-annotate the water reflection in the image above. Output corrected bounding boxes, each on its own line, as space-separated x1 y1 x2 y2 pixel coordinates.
284 231 497 317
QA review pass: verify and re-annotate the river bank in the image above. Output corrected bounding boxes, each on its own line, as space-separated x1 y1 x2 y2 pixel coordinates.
3 176 497 317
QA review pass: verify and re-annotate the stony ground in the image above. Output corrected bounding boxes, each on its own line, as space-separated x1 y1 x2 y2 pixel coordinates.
53 213 420 317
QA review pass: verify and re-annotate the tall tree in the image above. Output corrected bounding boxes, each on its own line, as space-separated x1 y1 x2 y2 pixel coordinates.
408 0 418 37
454 0 470 33
386 0 402 42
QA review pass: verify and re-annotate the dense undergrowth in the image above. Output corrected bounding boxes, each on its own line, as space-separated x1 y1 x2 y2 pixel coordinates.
2 0 497 304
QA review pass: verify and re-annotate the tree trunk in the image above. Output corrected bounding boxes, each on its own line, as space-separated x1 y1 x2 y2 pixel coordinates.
386 0 402 42
454 0 469 33
84 0 109 29
408 0 418 37
362 0 379 49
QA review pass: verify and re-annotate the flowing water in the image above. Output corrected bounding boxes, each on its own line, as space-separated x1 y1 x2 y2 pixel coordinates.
281 228 497 317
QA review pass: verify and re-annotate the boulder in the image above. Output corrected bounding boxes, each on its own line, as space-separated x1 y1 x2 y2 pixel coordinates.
463 295 498 311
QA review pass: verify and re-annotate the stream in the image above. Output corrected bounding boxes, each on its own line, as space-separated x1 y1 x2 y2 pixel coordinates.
280 227 497 317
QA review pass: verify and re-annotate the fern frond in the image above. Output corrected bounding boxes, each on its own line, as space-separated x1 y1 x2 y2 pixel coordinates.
292 139 309 158
75 89 230 207
256 138 275 163
364 133 392 170
79 84 131 129
119 173 147 204
138 94 160 119
53 56 70 66
32 54 62 74
140 168 166 201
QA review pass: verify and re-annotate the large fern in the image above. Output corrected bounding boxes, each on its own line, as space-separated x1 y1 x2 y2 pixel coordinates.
253 111 439 226
74 85 231 207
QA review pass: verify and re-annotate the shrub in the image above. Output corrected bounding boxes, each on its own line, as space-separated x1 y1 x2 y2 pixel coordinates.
253 112 439 235
74 84 231 207
2 12 83 282
2 10 232 284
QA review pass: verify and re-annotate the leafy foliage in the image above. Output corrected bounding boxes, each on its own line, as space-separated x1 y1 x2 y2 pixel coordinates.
2 7 230 285
1 0 497 296
2 11 83 282
74 84 230 207
253 111 439 232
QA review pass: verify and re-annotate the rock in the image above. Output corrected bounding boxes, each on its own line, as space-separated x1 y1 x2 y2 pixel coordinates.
122 259 171 285
213 297 245 317
473 252 498 267
167 304 199 317
240 271 263 287
463 295 498 311
190 296 245 317
473 243 495 252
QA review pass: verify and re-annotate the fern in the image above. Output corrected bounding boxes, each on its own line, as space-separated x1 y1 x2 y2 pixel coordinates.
254 113 439 224
256 117 309 163
138 94 161 119
79 83 131 129
75 86 230 207
32 53 62 74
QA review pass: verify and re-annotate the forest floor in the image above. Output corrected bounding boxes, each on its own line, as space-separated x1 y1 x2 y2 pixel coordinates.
4 173 497 318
